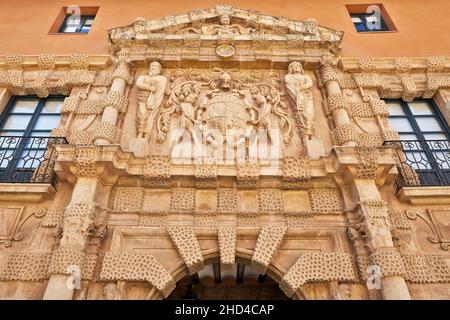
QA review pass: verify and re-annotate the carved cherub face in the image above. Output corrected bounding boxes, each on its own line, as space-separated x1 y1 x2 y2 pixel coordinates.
149 62 162 76
219 15 231 25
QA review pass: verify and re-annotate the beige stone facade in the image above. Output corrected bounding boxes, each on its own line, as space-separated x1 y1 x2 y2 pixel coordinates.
0 4 449 300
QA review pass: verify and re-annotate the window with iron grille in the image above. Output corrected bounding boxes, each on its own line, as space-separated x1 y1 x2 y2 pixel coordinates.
386 99 450 186
0 97 64 183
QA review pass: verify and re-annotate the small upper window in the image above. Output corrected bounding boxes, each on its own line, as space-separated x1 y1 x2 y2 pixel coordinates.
350 13 388 32
49 6 99 35
346 4 397 33
59 15 95 33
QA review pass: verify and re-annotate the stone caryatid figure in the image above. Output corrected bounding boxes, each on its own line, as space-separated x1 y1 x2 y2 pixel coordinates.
284 61 315 140
136 61 168 139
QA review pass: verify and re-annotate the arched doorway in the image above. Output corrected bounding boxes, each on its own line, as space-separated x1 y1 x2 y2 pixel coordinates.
167 261 288 300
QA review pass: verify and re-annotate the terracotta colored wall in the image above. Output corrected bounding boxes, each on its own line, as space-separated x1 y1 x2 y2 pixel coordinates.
0 0 449 57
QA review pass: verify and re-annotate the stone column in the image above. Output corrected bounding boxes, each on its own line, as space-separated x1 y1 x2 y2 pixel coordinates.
94 60 132 145
349 152 411 300
319 54 357 147
43 147 100 300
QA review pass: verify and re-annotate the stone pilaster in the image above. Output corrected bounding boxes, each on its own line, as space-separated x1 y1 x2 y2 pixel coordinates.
43 147 102 300
342 148 411 300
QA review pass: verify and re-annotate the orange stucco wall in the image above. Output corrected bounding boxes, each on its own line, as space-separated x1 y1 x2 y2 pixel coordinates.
0 0 449 57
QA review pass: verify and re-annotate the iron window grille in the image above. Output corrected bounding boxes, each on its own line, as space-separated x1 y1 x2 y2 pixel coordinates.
0 96 66 184
385 99 450 189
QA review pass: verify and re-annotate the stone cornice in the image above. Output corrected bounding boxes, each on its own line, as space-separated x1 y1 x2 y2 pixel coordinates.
339 57 450 72
0 55 112 70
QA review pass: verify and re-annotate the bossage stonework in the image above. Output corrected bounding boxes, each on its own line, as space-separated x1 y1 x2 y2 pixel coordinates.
0 1 449 300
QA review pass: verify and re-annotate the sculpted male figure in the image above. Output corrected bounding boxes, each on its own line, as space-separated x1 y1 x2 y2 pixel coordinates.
284 61 315 140
136 61 168 139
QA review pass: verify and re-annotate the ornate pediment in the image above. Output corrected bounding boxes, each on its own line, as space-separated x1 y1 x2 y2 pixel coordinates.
108 5 343 62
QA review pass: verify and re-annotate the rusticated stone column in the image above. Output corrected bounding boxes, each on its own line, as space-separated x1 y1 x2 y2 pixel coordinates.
93 60 133 145
348 149 410 300
319 53 357 147
43 147 101 300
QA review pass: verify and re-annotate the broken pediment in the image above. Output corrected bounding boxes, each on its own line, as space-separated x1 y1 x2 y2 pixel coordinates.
108 4 343 62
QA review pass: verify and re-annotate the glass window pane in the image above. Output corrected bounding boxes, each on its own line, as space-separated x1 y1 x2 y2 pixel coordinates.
11 100 39 113
399 133 419 141
84 18 94 25
80 26 90 33
0 150 14 168
66 16 81 26
432 152 450 169
389 118 414 132
2 115 32 130
0 131 24 137
17 150 45 168
33 115 60 130
366 16 379 23
423 133 448 141
416 117 443 132
404 152 432 170
387 102 405 115
42 101 62 114
408 102 434 115
63 26 78 33
351 17 363 23
30 131 51 137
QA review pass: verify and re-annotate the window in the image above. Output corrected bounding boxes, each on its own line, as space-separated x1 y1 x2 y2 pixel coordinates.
346 4 396 33
350 13 389 32
49 6 99 35
0 97 64 183
59 15 95 33
387 99 450 186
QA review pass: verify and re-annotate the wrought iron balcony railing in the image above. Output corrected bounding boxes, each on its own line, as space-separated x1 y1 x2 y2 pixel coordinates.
384 139 450 190
0 136 67 185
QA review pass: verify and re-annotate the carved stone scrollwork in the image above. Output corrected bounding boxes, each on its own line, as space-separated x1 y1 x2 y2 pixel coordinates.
0 207 46 247
406 209 450 250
